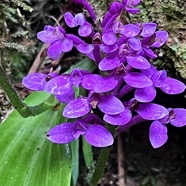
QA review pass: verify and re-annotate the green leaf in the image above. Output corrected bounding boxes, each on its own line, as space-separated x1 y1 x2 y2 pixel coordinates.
0 91 72 186
66 57 97 74
82 137 93 168
70 140 79 186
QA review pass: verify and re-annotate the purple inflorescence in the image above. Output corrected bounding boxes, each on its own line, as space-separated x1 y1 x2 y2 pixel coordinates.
22 0 186 148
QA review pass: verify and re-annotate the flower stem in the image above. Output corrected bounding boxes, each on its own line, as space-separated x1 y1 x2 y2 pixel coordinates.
89 146 111 186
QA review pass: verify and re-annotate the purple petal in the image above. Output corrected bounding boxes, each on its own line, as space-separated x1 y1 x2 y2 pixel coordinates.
151 31 168 48
99 56 120 71
37 26 64 44
47 40 64 60
61 37 73 52
37 31 58 44
81 74 100 90
121 24 140 38
134 86 156 103
64 12 77 27
140 23 157 37
104 109 132 125
44 76 71 95
143 48 157 58
131 0 141 6
149 121 168 148
98 95 124 115
160 78 185 94
141 65 157 78
170 108 186 127
128 38 142 51
47 123 76 144
112 21 124 34
100 44 118 53
151 70 167 87
22 73 47 91
82 113 103 125
126 55 150 70
125 7 140 14
74 13 86 26
84 124 114 147
94 76 118 93
102 32 116 45
78 23 92 37
55 89 75 104
109 2 123 14
63 98 91 118
70 69 83 87
124 72 153 88
136 103 169 120
77 44 94 54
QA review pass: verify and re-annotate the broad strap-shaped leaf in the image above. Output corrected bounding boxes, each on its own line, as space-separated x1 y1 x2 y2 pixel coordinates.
82 137 93 168
170 108 186 127
149 121 168 148
70 140 79 186
0 92 72 186
63 98 91 118
84 124 114 147
136 103 169 120
98 95 124 115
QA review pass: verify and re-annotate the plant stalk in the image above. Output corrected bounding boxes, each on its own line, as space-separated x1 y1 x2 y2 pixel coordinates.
89 146 111 186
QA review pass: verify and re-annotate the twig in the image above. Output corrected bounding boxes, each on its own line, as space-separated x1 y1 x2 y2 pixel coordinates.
117 134 126 186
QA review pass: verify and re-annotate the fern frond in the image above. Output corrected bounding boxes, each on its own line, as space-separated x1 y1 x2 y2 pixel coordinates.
10 0 33 12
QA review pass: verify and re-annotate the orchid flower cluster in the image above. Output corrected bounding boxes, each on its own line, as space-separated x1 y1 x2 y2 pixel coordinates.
22 0 186 149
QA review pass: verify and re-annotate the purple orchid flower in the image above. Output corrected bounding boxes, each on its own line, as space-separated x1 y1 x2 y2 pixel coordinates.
22 72 58 91
134 66 186 103
44 69 89 103
24 0 186 151
149 108 186 148
63 93 124 119
47 114 113 147
103 98 169 126
64 12 93 37
37 25 73 60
